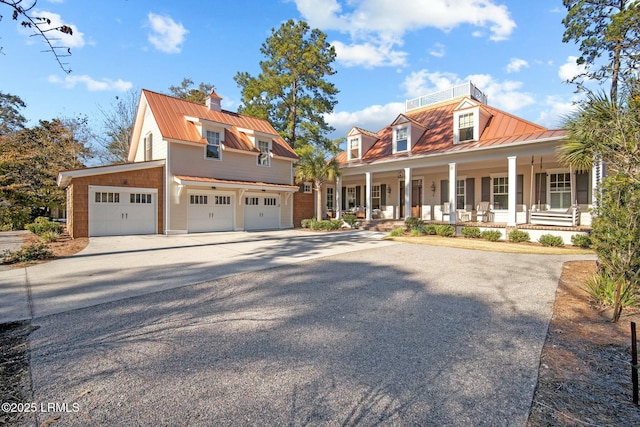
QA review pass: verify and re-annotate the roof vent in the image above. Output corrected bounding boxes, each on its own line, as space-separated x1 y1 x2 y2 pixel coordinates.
206 89 222 112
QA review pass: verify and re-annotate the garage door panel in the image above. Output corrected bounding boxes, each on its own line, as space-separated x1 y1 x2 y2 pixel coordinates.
89 187 157 237
244 194 280 231
187 192 234 232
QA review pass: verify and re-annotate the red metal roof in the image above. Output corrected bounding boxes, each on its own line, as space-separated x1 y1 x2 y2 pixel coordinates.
142 89 298 160
338 98 566 165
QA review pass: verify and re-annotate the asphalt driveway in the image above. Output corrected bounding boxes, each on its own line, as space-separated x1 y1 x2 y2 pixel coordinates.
1 230 595 426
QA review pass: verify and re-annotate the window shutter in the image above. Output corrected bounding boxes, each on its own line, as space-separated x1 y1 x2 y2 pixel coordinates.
341 187 346 211
355 186 361 206
466 178 475 209
298 182 305 192
534 173 547 205
440 180 448 204
381 184 387 205
481 177 491 202
517 174 524 205
576 171 590 204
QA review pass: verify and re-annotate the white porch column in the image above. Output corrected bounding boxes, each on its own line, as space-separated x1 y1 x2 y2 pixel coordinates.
365 172 372 221
508 156 517 226
448 163 457 225
336 177 342 220
404 167 412 219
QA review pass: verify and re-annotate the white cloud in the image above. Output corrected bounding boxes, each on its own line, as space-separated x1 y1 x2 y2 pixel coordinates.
294 0 515 67
147 13 188 54
559 56 587 82
400 70 535 112
428 43 446 58
326 102 404 137
506 58 529 73
48 74 133 91
536 95 580 128
332 40 407 68
24 10 85 48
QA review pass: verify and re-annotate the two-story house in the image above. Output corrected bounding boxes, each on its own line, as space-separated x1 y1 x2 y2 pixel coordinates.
325 82 601 231
58 89 299 237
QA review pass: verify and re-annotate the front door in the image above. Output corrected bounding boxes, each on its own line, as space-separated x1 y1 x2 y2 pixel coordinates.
411 179 422 218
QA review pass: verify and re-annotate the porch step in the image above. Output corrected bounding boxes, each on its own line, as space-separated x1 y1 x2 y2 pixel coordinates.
359 219 405 232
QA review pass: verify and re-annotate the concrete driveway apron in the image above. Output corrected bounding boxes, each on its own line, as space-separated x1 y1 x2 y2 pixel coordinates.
0 229 396 322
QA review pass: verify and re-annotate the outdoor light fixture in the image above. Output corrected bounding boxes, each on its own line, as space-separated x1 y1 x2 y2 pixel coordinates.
387 186 391 194
430 181 436 196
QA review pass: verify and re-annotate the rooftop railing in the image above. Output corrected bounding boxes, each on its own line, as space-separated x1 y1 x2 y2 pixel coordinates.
405 81 488 111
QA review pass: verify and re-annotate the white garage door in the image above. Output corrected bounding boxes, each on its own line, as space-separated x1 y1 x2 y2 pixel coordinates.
89 186 157 237
244 194 280 231
187 191 235 233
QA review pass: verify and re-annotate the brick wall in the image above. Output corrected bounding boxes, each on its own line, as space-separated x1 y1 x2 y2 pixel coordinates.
66 166 165 238
293 190 314 227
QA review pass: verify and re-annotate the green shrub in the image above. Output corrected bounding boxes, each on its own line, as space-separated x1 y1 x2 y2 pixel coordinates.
330 220 343 230
508 229 530 243
25 217 63 236
41 231 60 243
423 224 437 235
2 242 53 264
461 226 481 239
538 234 564 247
571 234 592 249
481 230 502 242
405 216 424 231
585 272 639 309
410 228 425 236
301 219 312 228
342 214 358 228
434 224 454 237
389 228 404 237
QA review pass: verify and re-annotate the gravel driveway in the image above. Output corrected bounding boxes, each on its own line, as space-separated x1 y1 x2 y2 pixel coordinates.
26 242 589 426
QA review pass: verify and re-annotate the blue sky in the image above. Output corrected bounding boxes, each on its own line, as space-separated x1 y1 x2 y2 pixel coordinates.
1 0 589 147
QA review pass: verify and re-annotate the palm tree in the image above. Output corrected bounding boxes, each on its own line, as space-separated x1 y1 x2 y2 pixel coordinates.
295 146 341 221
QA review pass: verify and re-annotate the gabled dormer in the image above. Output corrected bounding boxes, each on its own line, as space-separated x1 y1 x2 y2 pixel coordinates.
453 98 492 144
346 127 378 161
390 114 426 154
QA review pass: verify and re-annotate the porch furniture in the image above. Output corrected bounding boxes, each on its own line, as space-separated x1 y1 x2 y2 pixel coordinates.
442 202 451 221
530 205 580 226
457 209 472 222
476 201 493 222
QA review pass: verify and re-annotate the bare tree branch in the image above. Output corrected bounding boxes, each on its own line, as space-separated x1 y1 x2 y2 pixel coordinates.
0 0 73 73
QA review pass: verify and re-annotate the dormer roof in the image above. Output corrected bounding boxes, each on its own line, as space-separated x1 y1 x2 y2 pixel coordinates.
130 89 297 161
335 97 563 165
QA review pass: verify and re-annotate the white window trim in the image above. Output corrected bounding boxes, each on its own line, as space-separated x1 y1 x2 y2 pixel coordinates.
303 182 312 193
547 168 573 210
490 173 509 211
392 126 410 154
348 137 361 160
257 140 271 167
205 130 222 161
144 133 153 161
453 108 479 144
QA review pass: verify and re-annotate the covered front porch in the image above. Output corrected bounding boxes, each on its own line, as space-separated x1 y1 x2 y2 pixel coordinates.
325 145 602 229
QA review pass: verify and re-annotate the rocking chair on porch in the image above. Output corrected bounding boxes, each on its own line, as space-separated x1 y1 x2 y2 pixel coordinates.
476 201 493 222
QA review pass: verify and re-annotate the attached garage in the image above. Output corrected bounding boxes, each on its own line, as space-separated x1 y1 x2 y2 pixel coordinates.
57 161 165 238
187 190 235 232
244 193 281 231
89 186 158 236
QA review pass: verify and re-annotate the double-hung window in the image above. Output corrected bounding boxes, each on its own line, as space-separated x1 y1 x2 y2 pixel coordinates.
459 113 474 142
395 127 408 152
206 130 221 160
456 180 465 209
549 172 571 209
372 185 381 209
258 140 270 166
326 187 334 211
346 187 356 209
348 138 360 160
492 176 508 209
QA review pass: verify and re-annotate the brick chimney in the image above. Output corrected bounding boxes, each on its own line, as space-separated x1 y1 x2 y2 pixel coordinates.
205 89 222 111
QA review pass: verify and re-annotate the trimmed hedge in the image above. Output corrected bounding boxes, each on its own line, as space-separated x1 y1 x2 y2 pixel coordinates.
481 230 502 242
538 234 564 247
508 229 530 243
461 226 482 239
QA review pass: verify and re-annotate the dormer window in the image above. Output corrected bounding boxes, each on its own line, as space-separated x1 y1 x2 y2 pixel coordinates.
394 127 408 153
348 137 360 160
459 112 474 142
257 140 270 166
205 130 221 160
